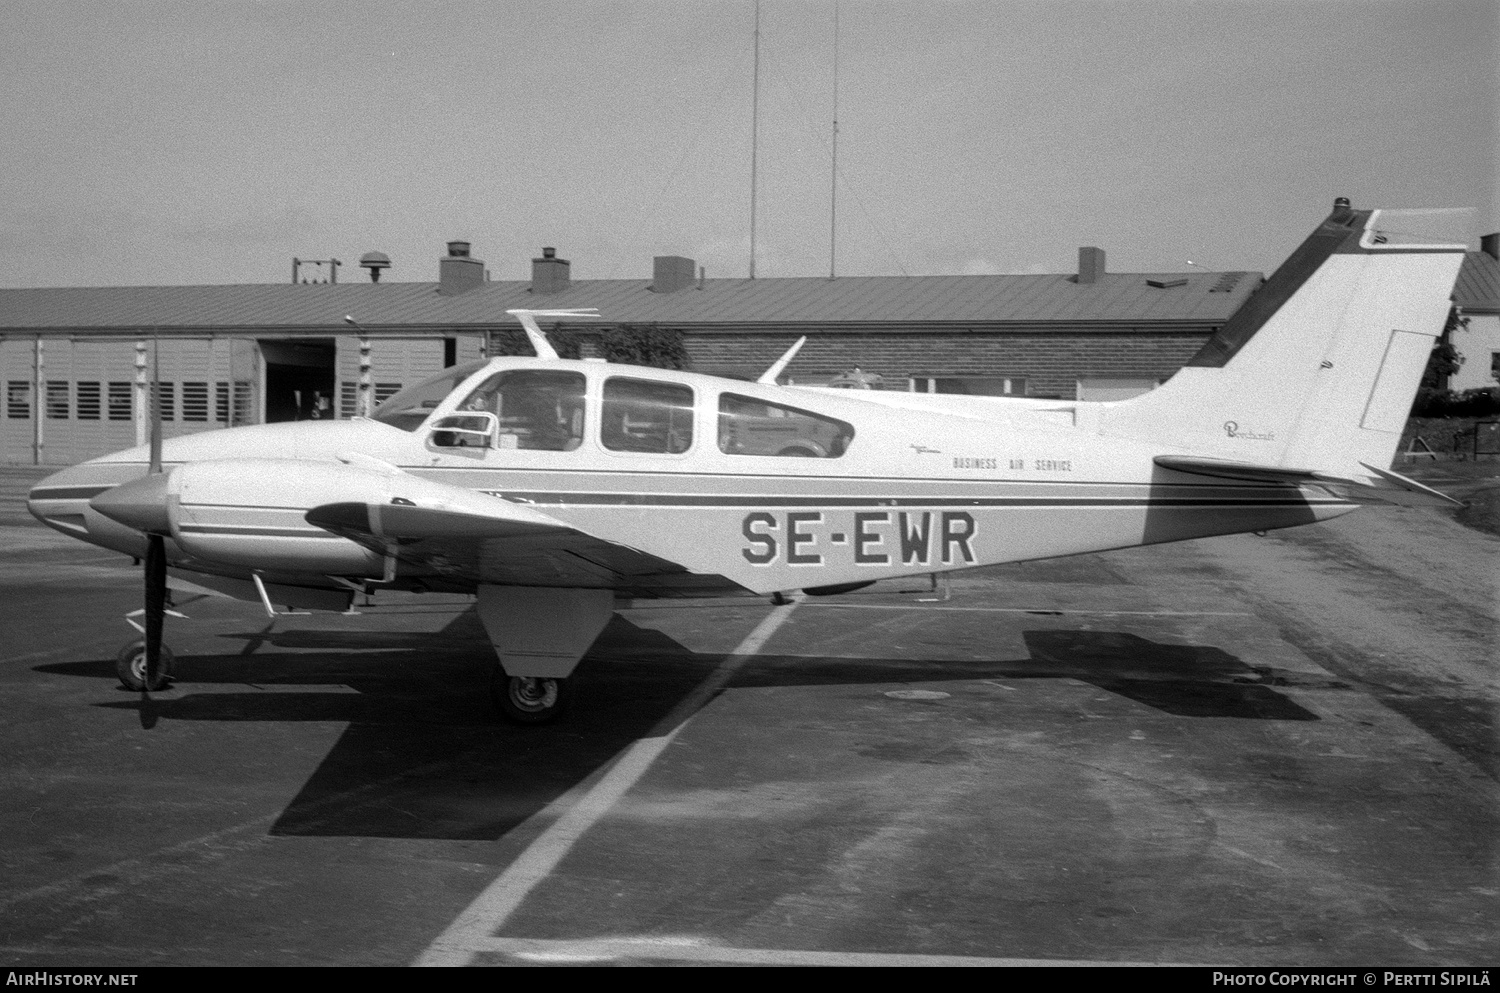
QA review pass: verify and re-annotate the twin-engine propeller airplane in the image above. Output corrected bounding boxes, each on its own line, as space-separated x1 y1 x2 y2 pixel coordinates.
28 202 1468 723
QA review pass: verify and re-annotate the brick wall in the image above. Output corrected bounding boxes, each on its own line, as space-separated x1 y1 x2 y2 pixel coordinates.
682 327 1212 399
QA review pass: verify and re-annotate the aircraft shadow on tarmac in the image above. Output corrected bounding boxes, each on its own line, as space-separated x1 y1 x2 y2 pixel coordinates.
37 612 1325 841
733 629 1330 722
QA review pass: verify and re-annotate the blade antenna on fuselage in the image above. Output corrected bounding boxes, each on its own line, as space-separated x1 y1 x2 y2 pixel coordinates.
757 336 806 385
505 308 601 361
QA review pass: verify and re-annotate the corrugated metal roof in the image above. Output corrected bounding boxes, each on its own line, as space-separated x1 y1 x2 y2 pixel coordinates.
1454 249 1499 314
0 269 1262 334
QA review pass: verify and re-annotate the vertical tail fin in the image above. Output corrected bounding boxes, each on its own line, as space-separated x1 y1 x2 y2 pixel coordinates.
1104 202 1469 480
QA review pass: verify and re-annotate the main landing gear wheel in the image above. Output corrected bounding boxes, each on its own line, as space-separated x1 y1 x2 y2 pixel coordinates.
491 670 573 725
115 640 174 692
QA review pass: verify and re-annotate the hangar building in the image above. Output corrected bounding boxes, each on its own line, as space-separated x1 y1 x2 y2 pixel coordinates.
0 237 1277 466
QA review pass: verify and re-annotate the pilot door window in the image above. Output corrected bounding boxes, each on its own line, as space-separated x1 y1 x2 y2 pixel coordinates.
601 378 694 454
717 393 855 458
433 370 587 451
374 360 487 432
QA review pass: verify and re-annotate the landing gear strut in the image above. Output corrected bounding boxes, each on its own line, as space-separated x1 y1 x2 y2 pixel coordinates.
490 668 573 725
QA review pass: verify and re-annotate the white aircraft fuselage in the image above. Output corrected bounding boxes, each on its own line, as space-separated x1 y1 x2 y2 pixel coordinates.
26 362 1353 597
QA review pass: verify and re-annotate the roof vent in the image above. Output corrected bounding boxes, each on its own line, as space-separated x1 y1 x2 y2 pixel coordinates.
359 252 391 283
651 255 696 293
439 241 484 295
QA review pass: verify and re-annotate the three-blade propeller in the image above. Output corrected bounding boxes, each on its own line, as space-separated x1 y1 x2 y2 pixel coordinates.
141 340 168 691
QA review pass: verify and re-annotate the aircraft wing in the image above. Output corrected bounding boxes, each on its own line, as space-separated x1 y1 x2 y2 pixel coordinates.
305 498 742 597
1153 455 1460 507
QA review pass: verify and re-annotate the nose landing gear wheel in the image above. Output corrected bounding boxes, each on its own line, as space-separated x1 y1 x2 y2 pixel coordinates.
491 670 573 725
115 640 174 692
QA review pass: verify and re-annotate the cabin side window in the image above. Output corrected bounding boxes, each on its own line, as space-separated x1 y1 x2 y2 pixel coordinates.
442 369 587 450
601 378 694 454
717 393 855 458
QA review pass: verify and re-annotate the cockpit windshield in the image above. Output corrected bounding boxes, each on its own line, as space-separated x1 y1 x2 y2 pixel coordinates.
371 360 488 432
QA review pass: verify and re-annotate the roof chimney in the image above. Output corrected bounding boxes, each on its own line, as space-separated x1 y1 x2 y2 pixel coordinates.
438 240 484 295
1077 246 1106 284
651 255 696 293
1482 233 1499 261
532 247 571 294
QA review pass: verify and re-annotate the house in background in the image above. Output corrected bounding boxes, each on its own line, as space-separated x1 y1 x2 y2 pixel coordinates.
1448 233 1500 393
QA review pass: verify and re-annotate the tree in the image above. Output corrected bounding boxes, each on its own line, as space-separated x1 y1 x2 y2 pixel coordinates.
484 324 686 369
597 325 687 369
1419 306 1467 390
485 326 584 359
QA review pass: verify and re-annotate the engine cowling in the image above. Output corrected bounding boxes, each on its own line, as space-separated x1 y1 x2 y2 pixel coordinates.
93 458 397 576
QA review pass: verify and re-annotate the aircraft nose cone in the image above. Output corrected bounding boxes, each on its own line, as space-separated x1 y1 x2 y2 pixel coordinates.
89 472 173 534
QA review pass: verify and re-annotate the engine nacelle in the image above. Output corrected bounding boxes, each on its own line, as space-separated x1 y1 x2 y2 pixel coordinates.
166 458 397 575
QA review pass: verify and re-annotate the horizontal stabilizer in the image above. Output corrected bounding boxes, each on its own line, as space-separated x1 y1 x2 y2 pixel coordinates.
1154 455 1460 508
1153 455 1320 485
1354 462 1463 508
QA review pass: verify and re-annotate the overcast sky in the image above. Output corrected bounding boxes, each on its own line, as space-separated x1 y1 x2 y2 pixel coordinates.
3 0 1495 289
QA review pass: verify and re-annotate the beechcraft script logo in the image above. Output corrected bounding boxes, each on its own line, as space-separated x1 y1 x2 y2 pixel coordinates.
1223 420 1276 442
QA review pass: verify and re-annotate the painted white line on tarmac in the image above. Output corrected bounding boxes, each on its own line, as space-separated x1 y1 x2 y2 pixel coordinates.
0 737 506 916
457 936 1178 967
800 601 1252 617
0 811 282 915
414 600 800 968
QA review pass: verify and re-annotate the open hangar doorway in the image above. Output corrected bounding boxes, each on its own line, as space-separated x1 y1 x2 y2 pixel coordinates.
260 339 335 422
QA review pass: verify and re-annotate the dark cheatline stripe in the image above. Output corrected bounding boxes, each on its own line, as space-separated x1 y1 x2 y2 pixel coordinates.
482 490 1345 509
420 464 1340 487
179 502 339 513
176 525 338 538
27 485 115 501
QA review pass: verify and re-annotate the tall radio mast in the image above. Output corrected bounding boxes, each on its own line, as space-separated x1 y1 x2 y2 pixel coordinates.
749 1 761 279
829 2 839 279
